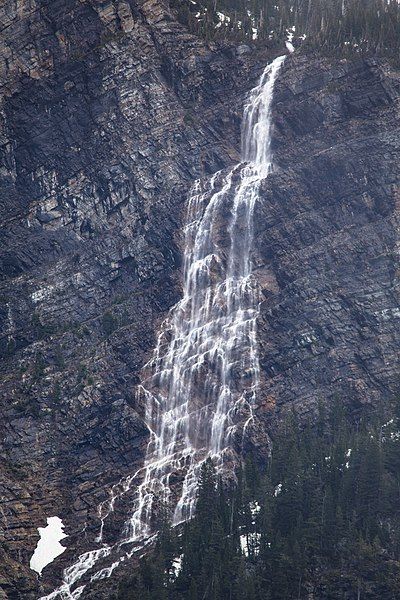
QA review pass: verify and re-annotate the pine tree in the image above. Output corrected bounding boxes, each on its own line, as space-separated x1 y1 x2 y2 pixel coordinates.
119 405 400 600
170 0 400 59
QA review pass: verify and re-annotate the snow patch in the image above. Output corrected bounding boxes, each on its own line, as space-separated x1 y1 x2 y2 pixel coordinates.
216 11 230 23
380 308 400 321
172 554 183 576
31 285 55 304
30 517 67 576
345 448 352 469
250 501 261 516
286 26 295 52
240 533 261 557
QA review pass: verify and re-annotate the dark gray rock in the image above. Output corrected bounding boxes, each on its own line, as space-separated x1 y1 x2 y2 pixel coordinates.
0 0 279 597
253 54 400 428
1 2 400 599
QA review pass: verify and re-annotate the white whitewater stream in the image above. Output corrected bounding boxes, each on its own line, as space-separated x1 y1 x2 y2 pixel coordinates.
40 54 286 600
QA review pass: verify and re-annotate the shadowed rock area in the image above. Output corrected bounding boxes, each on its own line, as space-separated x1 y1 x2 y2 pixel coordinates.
255 55 400 427
0 1 399 598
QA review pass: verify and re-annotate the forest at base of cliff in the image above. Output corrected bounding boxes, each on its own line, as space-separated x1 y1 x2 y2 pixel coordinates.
115 404 400 600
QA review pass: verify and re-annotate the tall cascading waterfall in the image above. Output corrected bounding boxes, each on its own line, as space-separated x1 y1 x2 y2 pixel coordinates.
127 53 286 535
40 54 285 600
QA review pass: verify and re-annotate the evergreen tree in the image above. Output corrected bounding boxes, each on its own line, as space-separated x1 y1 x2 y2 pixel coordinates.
169 0 400 60
119 404 400 600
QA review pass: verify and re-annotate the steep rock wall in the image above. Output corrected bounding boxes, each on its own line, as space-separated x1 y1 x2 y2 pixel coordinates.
1 1 400 598
254 55 400 429
0 0 274 596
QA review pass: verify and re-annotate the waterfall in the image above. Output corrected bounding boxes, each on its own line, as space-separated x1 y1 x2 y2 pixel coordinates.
40 54 285 600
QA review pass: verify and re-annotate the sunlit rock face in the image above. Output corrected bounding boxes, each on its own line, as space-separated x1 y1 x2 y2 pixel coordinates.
1 1 400 598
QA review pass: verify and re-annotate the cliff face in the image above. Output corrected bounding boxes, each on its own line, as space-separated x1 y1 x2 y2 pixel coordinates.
0 1 273 596
255 55 400 427
1 0 400 598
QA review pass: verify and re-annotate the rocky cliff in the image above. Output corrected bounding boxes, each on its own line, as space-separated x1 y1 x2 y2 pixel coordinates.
0 0 399 598
256 55 400 425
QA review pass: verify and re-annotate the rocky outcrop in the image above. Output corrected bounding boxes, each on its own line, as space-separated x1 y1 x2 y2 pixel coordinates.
1 1 400 598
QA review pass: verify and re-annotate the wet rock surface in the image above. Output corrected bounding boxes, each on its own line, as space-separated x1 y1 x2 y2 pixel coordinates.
0 1 400 598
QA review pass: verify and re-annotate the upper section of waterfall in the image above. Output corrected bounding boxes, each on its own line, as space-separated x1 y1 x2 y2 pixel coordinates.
242 56 286 175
